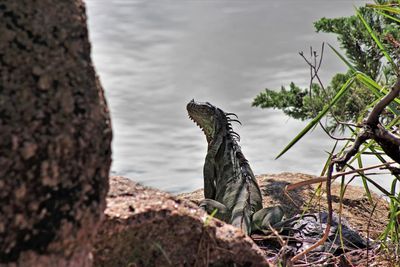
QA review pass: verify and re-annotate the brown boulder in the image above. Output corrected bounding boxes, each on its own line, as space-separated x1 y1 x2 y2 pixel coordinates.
94 176 269 267
0 0 112 265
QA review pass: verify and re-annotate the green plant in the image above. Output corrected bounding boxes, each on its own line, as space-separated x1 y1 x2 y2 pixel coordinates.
203 208 218 226
270 1 400 261
253 1 400 132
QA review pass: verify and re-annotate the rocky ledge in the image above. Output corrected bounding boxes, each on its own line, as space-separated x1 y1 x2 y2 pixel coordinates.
94 173 389 266
179 172 389 239
93 176 269 267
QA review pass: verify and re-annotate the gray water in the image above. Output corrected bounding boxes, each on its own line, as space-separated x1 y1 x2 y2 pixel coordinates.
86 0 390 193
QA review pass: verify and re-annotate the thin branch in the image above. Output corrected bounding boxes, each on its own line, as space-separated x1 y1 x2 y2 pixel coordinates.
319 121 355 141
268 224 286 247
291 161 335 262
335 121 363 128
316 43 325 73
361 151 386 155
366 201 379 266
366 77 400 126
300 44 356 130
335 129 372 170
299 45 329 97
285 161 396 191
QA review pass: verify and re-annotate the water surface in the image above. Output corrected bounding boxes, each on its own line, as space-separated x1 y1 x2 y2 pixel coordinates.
86 0 390 193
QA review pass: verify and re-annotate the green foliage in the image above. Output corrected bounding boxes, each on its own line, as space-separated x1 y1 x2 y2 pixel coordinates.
271 1 400 245
275 75 356 159
253 1 400 131
253 72 375 132
315 4 400 79
252 82 310 120
316 9 385 79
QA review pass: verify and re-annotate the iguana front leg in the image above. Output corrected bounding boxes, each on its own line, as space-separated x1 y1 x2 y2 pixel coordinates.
203 157 216 199
203 134 224 199
199 199 230 222
251 205 284 232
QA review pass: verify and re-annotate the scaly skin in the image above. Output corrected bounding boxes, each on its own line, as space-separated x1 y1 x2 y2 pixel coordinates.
187 100 283 234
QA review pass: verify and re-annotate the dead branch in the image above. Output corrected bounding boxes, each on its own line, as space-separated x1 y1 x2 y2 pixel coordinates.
319 122 355 141
290 161 335 263
335 129 372 171
336 76 400 169
285 161 396 192
300 45 358 135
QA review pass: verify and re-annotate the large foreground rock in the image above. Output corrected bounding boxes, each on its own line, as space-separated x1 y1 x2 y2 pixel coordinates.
0 0 112 265
94 176 269 267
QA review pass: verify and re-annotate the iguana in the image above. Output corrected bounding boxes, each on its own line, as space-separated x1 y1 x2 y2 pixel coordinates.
187 99 284 235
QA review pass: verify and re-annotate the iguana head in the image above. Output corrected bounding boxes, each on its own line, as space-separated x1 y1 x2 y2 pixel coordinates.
187 99 240 143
